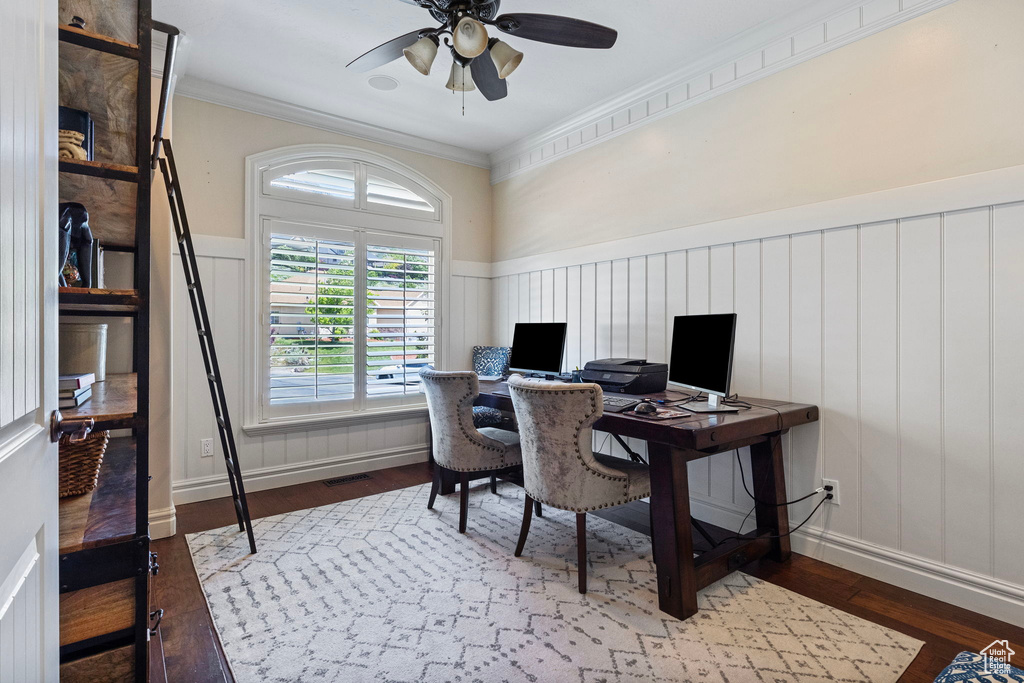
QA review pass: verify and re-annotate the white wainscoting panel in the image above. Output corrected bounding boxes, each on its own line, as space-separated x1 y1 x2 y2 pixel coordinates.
490 200 1024 625
0 0 41 430
448 275 494 371
170 239 488 502
0 538 42 682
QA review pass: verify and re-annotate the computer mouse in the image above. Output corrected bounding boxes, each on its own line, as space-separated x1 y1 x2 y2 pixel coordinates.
633 402 657 415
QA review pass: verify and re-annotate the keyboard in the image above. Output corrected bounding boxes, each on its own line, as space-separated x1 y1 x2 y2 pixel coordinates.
602 395 641 413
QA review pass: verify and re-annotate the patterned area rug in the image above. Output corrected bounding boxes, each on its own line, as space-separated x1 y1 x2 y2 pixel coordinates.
187 482 923 682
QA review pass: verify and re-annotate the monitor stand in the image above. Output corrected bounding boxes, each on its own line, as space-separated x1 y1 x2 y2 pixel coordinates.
683 393 740 413
518 372 566 381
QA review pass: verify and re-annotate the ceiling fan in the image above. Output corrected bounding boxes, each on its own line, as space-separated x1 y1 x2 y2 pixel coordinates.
346 0 618 102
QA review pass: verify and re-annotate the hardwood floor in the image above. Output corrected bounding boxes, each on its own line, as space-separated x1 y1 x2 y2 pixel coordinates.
153 462 1023 682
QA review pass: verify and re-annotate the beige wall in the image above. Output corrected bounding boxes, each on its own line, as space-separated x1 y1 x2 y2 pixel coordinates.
171 97 492 263
492 0 1024 262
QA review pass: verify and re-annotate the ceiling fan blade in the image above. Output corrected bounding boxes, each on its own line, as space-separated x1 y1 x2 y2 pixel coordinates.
347 28 432 72
470 49 508 101
493 14 617 49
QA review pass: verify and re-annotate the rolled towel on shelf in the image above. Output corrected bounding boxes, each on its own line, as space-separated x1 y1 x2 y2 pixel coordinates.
58 129 88 160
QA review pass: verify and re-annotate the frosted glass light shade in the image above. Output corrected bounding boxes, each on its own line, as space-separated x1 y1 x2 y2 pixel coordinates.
453 17 488 58
404 35 438 75
445 62 475 91
489 40 523 79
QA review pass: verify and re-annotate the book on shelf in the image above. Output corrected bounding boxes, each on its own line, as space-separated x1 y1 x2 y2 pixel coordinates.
59 384 92 400
59 386 92 408
58 373 96 390
92 239 103 289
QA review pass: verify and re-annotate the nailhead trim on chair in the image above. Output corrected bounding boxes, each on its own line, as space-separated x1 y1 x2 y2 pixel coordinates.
511 385 628 486
523 490 652 514
423 371 520 472
509 381 635 502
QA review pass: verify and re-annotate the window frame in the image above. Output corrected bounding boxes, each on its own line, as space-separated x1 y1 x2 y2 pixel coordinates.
243 145 452 435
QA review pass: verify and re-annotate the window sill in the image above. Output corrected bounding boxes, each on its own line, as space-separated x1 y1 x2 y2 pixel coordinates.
243 404 429 437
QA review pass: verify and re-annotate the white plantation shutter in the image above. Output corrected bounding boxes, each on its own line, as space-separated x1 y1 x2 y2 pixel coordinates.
365 169 439 218
365 236 436 399
268 231 358 407
269 168 356 202
251 150 447 428
264 224 438 417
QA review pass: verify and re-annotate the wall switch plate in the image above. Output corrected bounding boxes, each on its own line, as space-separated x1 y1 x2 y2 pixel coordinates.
823 478 840 505
201 438 214 458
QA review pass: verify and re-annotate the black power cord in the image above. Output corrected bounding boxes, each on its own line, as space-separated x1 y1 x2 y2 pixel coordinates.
702 443 832 550
735 450 824 507
719 495 830 545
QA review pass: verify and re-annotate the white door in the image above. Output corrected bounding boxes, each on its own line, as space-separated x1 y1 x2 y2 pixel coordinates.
0 0 59 680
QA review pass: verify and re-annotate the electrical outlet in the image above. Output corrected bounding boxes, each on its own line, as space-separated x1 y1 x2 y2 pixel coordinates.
823 478 840 505
200 438 214 458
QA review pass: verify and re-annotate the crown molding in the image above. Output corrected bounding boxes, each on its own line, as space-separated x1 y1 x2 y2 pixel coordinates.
489 0 958 185
174 77 491 169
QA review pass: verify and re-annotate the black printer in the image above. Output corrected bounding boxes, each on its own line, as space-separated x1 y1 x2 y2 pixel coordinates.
581 358 668 394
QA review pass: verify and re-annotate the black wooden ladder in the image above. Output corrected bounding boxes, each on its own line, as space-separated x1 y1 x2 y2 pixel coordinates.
152 22 257 554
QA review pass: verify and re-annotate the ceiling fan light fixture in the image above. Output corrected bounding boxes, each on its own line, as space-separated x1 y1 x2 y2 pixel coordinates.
489 39 523 79
445 62 476 92
403 34 439 75
453 16 488 58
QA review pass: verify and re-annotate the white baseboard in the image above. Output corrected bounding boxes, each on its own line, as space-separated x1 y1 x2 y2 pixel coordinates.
791 527 1024 629
172 445 430 505
149 506 177 540
689 496 1024 629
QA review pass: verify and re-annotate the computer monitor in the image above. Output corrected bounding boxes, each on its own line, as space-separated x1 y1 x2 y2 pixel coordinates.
669 313 739 412
508 322 567 377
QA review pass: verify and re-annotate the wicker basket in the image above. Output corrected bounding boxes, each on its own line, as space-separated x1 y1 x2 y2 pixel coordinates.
59 430 109 498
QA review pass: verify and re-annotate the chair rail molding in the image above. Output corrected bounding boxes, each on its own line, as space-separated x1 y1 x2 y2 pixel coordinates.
488 0 958 184
488 163 1024 278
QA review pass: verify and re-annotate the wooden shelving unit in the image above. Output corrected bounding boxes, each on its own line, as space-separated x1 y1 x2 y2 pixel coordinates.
59 287 141 314
60 158 141 182
63 372 138 428
57 0 156 680
59 24 141 58
59 436 137 555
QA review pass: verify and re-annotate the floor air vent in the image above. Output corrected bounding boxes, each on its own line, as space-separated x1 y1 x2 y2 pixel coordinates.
324 473 371 487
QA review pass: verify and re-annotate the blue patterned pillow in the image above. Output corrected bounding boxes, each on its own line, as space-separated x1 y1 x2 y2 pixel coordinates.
934 651 1024 682
472 346 511 376
472 406 503 428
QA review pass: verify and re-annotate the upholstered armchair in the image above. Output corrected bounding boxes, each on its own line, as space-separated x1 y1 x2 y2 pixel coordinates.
420 369 522 533
507 375 651 593
471 345 512 429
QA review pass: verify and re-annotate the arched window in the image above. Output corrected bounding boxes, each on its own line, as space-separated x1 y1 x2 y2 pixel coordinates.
243 146 451 433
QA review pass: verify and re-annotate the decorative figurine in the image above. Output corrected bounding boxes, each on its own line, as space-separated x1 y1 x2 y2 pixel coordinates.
58 202 94 288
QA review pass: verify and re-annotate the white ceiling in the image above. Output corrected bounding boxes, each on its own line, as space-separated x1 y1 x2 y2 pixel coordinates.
155 0 831 154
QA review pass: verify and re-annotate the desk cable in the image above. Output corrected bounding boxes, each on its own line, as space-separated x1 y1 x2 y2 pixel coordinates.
714 451 833 546
718 497 830 546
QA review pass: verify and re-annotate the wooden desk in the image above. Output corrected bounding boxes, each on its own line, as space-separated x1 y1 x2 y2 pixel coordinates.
475 380 820 621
